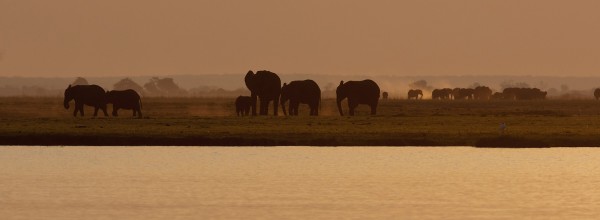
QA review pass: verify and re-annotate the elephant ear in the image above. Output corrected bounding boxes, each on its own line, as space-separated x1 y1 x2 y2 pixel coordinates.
244 70 256 90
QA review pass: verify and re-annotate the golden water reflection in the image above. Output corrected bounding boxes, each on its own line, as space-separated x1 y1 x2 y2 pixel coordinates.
0 147 599 219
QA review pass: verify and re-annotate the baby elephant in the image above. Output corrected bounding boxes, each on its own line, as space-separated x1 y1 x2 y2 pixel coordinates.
235 96 252 116
106 89 142 118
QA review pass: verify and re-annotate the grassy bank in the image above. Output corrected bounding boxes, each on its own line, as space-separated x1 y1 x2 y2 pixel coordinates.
1 97 600 147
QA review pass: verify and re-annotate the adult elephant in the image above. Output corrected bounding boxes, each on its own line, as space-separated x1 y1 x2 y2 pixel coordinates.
432 89 442 100
106 89 142 118
595 88 600 100
474 86 492 100
407 89 423 100
280 80 321 116
235 96 252 116
245 70 281 116
63 84 109 117
336 80 380 116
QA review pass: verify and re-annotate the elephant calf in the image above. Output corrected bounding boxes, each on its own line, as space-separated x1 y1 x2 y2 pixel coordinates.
106 89 142 118
235 96 252 116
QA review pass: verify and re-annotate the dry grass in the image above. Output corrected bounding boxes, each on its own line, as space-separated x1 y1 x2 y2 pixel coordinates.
1 97 600 146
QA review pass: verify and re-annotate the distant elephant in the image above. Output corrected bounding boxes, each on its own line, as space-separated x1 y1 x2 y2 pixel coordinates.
594 88 600 100
441 88 453 99
382 92 389 100
503 87 546 100
63 84 109 117
106 89 142 118
432 89 442 100
280 80 321 116
336 80 380 116
473 86 493 100
453 88 474 100
491 92 504 100
408 89 423 99
245 70 281 116
235 96 252 116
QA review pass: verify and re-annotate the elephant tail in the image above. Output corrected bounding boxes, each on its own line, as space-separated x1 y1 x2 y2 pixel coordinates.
139 98 143 110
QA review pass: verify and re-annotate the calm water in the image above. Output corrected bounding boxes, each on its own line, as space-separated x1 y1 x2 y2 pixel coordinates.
1 147 600 219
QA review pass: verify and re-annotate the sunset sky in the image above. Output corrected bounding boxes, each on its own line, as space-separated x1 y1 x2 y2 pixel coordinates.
1 0 600 77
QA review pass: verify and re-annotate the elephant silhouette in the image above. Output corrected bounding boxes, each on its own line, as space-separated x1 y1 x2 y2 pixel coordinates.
595 88 600 100
452 88 474 100
473 86 493 100
336 80 380 116
63 84 109 117
245 70 281 116
407 89 423 100
280 80 321 116
502 88 547 100
382 92 389 100
432 89 442 100
106 89 142 118
235 96 252 116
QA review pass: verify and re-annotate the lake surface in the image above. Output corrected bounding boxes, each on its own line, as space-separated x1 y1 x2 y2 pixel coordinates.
1 146 599 219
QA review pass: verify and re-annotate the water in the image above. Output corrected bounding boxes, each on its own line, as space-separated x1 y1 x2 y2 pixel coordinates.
1 146 599 219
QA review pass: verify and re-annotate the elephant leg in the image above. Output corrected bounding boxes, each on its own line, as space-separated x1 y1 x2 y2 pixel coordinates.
250 94 257 116
348 100 358 116
73 108 78 117
112 107 119 117
137 109 142 118
102 105 108 116
76 104 84 116
371 104 377 115
273 97 279 116
310 104 318 116
259 97 267 115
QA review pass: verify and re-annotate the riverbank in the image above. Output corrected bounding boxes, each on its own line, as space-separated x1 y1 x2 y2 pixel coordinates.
1 97 599 147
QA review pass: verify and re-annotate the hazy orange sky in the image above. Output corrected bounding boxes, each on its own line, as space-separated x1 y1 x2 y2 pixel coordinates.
1 0 600 77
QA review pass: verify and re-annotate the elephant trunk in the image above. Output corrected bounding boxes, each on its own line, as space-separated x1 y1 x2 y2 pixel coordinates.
337 97 344 116
281 100 287 116
63 99 70 109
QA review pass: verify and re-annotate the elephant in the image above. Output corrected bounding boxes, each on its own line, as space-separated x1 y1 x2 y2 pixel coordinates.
336 80 380 116
594 88 600 100
63 84 109 117
280 80 321 116
245 70 281 116
503 88 547 100
440 88 453 99
473 86 493 100
453 88 474 100
235 96 252 116
491 92 504 100
432 89 442 100
382 92 389 100
106 89 142 118
407 89 423 100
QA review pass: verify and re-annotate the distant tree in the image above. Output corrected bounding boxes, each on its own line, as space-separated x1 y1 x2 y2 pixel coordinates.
71 77 89 86
468 82 482 88
409 80 433 91
113 78 145 95
143 77 188 97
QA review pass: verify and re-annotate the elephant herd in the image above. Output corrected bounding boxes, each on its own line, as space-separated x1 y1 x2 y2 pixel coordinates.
429 86 546 100
237 70 380 116
63 84 142 118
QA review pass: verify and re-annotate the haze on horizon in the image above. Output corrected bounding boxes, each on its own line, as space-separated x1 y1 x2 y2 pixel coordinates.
1 0 600 77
